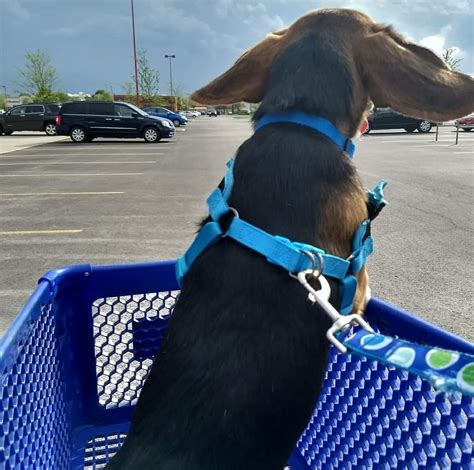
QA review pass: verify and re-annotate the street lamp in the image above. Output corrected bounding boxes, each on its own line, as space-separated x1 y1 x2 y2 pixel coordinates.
130 0 140 106
165 54 175 97
0 85 6 98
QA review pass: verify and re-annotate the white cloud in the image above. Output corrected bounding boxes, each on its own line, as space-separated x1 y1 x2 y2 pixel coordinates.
420 24 452 55
4 0 30 21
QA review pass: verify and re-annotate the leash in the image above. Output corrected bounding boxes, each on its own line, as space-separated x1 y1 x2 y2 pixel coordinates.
177 112 474 397
296 266 474 397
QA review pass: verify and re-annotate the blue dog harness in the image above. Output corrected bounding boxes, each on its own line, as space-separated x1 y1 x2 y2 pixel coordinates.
177 113 379 313
176 112 474 397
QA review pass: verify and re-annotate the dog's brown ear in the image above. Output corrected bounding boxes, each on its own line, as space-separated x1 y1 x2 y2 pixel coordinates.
359 30 474 121
191 29 289 105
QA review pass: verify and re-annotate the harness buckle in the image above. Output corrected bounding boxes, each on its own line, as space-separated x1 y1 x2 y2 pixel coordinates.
294 271 374 353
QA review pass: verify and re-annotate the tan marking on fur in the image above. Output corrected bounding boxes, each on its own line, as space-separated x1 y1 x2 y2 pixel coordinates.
319 188 369 314
353 267 369 314
319 189 367 259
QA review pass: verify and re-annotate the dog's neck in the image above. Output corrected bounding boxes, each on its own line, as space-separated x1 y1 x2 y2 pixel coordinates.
253 34 358 137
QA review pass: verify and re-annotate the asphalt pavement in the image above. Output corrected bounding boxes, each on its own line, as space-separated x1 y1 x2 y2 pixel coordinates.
0 118 472 340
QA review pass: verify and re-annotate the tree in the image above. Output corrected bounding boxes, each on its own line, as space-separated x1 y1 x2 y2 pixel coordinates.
442 48 463 71
173 84 193 110
89 89 113 101
0 94 6 110
17 50 59 100
136 49 160 101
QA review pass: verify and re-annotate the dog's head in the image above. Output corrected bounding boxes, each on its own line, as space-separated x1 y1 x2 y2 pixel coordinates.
192 8 474 136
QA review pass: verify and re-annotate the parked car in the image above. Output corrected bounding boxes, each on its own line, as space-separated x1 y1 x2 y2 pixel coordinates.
208 108 218 117
180 110 200 118
0 103 60 136
455 114 474 131
143 107 187 127
366 107 435 133
55 101 174 143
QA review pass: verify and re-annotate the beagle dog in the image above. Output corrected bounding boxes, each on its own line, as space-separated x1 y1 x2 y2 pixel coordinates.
109 8 474 470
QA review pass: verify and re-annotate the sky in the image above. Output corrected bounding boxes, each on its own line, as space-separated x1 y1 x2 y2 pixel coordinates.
1 0 473 97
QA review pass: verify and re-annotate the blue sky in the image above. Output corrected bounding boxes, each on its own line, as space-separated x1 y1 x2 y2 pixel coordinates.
1 0 472 97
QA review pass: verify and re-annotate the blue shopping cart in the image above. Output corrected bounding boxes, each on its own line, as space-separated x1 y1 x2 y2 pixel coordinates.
0 260 473 469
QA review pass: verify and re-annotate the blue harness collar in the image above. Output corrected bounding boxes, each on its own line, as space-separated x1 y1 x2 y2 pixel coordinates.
177 153 387 314
255 111 356 158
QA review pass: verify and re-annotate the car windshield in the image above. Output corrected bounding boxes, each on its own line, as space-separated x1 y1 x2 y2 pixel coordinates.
125 103 148 116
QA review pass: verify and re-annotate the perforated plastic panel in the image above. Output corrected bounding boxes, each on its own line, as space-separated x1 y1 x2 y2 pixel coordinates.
295 348 474 469
84 433 127 469
92 291 178 409
0 300 70 468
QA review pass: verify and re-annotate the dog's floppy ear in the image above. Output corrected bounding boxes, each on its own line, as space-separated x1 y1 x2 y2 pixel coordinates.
359 28 474 121
191 29 289 104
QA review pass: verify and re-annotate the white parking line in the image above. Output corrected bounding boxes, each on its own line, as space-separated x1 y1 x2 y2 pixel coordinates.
0 153 164 157
0 229 83 235
413 144 451 148
378 139 432 143
0 173 144 177
454 151 473 154
0 161 155 166
378 139 473 144
0 191 125 197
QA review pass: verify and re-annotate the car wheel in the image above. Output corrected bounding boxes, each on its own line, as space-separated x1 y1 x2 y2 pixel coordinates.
417 121 432 133
3 130 13 135
44 122 57 136
70 126 87 143
404 127 416 133
462 128 472 132
143 126 161 143
173 119 181 127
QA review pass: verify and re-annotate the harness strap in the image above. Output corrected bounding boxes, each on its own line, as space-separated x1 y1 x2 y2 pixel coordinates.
367 180 388 221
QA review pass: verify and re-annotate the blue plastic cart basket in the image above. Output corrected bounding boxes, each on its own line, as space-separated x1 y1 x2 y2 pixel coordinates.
0 260 473 469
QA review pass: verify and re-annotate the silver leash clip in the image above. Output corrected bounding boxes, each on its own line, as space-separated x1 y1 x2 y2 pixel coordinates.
295 269 374 353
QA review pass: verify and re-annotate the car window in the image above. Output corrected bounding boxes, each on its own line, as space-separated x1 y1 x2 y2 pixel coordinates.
46 104 60 113
62 102 88 114
114 104 135 117
10 106 26 115
88 103 114 115
156 107 168 113
25 105 44 114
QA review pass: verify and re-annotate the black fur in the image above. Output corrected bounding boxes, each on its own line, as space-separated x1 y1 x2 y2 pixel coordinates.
108 34 362 470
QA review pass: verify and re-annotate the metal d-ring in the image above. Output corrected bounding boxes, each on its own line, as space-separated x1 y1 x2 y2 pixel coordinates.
228 207 239 218
220 207 239 238
300 249 324 279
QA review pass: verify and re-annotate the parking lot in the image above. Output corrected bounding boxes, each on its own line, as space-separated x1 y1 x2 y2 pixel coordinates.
0 119 472 340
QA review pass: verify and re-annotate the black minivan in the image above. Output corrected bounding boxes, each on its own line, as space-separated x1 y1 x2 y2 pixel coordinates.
56 101 175 143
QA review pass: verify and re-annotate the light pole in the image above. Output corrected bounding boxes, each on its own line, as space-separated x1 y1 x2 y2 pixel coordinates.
130 0 140 106
165 54 175 97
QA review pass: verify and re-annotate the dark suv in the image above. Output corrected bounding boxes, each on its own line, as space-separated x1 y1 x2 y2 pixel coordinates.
367 107 435 133
0 103 60 135
56 101 175 143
